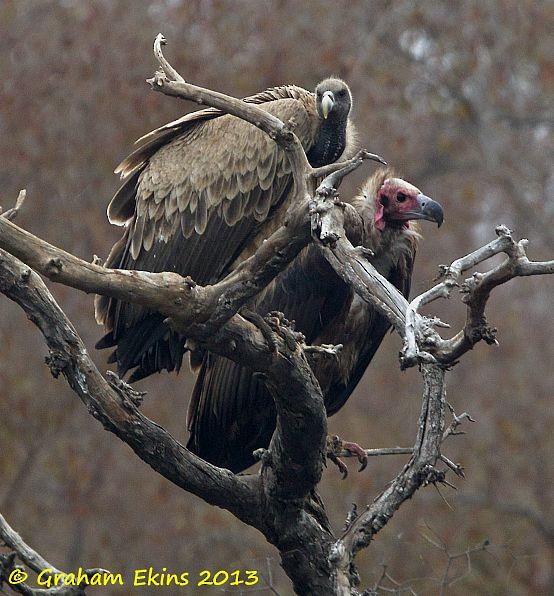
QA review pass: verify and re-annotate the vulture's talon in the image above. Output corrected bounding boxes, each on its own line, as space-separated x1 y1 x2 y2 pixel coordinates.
353 246 374 260
342 440 369 472
326 435 368 477
327 452 349 479
253 447 272 467
240 307 278 352
315 184 336 199
106 370 147 407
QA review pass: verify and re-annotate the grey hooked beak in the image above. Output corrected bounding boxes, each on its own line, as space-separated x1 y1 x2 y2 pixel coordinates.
408 194 444 227
321 91 335 119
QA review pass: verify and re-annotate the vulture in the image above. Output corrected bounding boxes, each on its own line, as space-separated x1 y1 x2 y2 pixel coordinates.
187 167 444 473
95 78 357 380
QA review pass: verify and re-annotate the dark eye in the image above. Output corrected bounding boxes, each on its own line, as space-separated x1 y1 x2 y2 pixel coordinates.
396 192 407 202
338 90 346 97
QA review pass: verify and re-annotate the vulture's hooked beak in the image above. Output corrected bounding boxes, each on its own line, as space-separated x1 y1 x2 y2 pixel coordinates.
407 194 444 227
321 91 335 119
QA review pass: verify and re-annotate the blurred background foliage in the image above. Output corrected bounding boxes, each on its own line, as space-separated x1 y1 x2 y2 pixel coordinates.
0 1 552 594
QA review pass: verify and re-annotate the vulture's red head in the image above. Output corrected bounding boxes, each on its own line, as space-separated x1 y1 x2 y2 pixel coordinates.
374 177 444 231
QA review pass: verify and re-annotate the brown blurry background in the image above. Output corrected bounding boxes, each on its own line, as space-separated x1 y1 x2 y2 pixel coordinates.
0 1 553 594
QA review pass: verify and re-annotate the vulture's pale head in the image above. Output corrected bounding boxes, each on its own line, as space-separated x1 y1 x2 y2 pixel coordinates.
315 78 352 120
373 177 444 231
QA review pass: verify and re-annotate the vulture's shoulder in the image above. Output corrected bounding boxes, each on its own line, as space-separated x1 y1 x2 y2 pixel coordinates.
108 85 316 226
115 84 313 178
243 84 314 105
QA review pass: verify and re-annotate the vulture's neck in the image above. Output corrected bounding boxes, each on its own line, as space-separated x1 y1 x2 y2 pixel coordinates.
351 168 420 274
307 115 349 167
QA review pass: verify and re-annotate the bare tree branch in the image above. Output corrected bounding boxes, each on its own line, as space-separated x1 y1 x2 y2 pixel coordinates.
407 226 554 364
0 190 26 222
338 447 413 459
332 365 447 574
0 514 63 576
0 248 260 523
0 513 104 595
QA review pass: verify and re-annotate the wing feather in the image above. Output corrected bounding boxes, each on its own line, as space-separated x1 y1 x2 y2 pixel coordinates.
130 214 146 260
142 222 156 253
166 187 179 217
186 354 276 473
195 192 208 235
180 210 196 239
108 170 141 225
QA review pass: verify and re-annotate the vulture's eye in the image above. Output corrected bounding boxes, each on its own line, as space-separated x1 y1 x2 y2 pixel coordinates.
396 192 407 203
338 90 346 97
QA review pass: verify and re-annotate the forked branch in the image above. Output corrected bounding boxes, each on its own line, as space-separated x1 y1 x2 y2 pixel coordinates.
403 225 554 365
0 513 103 595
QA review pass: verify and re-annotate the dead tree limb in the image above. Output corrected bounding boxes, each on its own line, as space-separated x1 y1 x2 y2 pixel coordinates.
333 365 446 563
403 224 554 366
0 247 261 522
0 513 98 595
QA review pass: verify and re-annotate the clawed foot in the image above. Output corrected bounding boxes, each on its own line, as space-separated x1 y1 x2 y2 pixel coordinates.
239 307 279 352
241 308 304 353
342 439 368 472
326 435 369 479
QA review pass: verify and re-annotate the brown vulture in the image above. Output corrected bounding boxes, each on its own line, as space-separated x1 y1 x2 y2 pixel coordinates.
186 167 444 473
95 78 357 380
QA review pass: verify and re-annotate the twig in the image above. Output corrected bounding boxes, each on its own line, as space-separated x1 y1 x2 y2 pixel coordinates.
403 225 554 366
152 33 184 82
0 514 62 576
148 34 309 182
338 447 413 459
312 149 386 185
440 454 465 478
442 407 476 442
0 190 26 222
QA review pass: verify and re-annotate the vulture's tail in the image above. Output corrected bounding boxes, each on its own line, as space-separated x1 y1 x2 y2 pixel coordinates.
186 353 275 473
96 314 186 382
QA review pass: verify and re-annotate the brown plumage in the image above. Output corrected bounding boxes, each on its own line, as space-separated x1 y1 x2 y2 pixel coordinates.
186 167 444 473
95 79 356 381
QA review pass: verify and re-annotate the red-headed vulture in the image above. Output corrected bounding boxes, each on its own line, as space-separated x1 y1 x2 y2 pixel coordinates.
186 168 444 473
95 79 356 381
